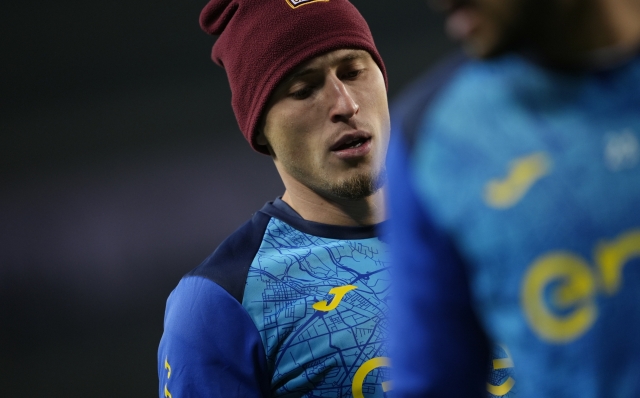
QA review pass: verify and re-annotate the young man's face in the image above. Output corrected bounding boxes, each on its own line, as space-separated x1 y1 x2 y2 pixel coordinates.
433 0 557 58
258 49 390 201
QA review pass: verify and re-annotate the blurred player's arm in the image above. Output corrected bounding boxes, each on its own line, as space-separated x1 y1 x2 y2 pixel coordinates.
386 129 491 397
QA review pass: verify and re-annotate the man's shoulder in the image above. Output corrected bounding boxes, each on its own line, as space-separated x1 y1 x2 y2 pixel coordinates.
179 198 385 302
187 208 273 302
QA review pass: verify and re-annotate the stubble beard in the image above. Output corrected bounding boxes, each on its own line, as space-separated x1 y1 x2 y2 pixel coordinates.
326 166 387 200
286 161 387 201
275 138 388 202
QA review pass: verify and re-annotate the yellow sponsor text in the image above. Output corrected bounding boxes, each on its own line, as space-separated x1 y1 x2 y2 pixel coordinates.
164 357 171 379
352 357 391 398
521 229 640 343
487 344 516 396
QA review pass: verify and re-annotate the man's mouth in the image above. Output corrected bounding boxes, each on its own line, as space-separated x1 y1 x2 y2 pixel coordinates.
331 136 370 151
330 132 373 159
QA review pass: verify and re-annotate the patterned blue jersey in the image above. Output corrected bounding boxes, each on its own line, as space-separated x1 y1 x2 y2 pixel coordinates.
387 52 640 397
158 199 392 397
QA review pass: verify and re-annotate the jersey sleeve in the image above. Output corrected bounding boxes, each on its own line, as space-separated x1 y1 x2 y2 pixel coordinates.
157 276 270 398
386 128 490 397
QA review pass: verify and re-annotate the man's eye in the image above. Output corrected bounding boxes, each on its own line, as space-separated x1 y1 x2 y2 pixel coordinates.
290 86 314 100
343 69 362 79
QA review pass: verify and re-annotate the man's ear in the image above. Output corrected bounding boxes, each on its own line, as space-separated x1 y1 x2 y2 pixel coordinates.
256 129 268 147
256 128 277 158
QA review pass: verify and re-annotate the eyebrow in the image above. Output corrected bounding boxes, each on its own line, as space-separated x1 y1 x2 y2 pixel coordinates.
285 51 368 83
287 67 317 82
336 52 367 64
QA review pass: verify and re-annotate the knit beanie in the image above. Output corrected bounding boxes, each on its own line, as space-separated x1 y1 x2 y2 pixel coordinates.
199 0 387 154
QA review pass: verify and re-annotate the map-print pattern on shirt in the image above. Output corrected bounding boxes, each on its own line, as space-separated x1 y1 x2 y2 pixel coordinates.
242 217 392 397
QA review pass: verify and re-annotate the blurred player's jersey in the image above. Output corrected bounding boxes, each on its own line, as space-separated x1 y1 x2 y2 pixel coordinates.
158 199 392 397
388 51 640 397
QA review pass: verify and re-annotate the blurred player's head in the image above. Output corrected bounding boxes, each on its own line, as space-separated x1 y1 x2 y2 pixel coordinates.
430 0 561 58
431 0 640 61
200 0 389 201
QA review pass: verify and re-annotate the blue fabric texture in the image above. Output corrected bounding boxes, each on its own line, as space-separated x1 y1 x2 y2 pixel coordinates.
158 276 271 397
388 52 640 397
386 129 492 398
158 199 392 397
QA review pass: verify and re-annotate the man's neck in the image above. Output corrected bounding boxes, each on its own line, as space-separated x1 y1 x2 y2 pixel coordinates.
279 179 386 227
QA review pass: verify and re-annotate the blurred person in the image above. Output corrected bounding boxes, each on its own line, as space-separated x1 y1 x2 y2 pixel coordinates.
387 0 640 396
157 0 394 396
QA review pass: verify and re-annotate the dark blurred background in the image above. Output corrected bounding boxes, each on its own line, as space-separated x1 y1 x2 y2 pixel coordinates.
0 1 454 396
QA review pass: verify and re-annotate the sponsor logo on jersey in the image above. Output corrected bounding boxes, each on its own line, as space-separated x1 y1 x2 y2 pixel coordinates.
521 228 640 343
313 284 357 311
604 129 639 172
286 0 329 9
484 152 551 209
487 345 516 397
352 357 391 398
164 357 172 398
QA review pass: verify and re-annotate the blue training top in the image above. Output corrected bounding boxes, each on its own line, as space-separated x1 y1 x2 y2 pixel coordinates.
158 199 392 397
387 51 640 397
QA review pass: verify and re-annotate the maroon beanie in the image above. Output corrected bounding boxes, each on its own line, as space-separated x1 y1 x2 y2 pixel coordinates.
199 0 387 154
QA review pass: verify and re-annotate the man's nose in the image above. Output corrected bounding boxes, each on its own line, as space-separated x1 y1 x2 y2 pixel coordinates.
327 76 359 123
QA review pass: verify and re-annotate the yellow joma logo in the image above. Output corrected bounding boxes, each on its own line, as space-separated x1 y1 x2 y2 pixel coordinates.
313 285 357 312
484 152 551 209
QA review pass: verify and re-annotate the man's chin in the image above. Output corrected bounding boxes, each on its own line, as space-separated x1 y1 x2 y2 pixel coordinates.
328 169 387 201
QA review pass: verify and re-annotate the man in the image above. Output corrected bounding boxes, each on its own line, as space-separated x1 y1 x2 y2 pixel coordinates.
157 0 393 396
387 0 640 397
